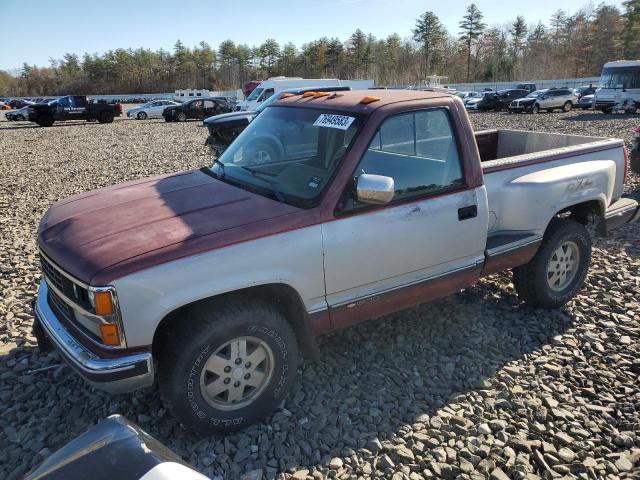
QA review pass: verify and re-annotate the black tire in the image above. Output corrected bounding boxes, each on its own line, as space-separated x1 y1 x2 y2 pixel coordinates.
562 101 572 112
98 111 114 123
602 107 613 114
36 116 54 127
546 109 554 113
137 111 147 120
513 218 591 308
494 103 503 112
532 104 540 114
164 116 172 122
177 112 187 122
158 298 299 434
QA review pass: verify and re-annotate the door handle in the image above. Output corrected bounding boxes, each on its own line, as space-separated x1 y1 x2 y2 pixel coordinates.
458 205 478 221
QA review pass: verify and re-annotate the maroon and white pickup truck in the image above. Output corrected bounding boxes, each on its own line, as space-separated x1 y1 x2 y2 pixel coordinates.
33 90 639 433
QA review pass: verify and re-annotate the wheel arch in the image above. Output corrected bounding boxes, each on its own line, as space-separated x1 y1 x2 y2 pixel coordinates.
152 283 319 360
551 198 606 233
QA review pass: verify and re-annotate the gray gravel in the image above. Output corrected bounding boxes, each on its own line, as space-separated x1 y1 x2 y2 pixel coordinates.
0 109 639 480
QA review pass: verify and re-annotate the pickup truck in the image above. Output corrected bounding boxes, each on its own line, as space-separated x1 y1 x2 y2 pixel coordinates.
33 90 639 434
28 95 123 127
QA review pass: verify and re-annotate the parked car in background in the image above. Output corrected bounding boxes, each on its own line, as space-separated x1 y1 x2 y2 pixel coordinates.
23 415 208 480
631 125 640 173
579 94 595 110
515 83 537 93
455 91 482 102
126 100 180 119
575 85 596 99
0 102 10 110
508 88 577 113
163 97 233 122
594 60 640 114
33 90 638 434
6 98 34 109
28 95 123 127
5 105 30 120
204 86 352 155
466 89 528 111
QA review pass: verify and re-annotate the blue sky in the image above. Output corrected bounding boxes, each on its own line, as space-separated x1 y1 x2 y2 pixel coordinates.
0 0 626 71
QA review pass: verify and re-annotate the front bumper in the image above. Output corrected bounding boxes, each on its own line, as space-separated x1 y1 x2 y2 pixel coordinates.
34 279 154 393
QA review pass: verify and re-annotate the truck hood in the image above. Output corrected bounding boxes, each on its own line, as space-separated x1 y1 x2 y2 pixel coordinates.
38 169 301 284
203 110 257 126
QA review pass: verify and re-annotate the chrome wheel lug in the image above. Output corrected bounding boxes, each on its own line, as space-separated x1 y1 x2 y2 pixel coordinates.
224 378 230 384
234 381 241 388
224 366 231 373
235 358 242 365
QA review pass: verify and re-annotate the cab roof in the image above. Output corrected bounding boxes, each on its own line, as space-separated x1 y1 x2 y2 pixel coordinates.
273 89 450 114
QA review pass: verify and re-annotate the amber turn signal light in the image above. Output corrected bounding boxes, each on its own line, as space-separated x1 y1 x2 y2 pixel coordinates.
94 291 114 315
100 324 120 346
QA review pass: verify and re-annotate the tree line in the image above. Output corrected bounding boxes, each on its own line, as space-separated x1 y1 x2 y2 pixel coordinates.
1 0 639 97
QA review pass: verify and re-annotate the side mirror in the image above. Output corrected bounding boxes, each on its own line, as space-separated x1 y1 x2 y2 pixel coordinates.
356 173 395 205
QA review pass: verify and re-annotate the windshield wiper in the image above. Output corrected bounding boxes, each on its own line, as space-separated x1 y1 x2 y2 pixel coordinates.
240 166 285 202
212 158 226 178
240 165 278 177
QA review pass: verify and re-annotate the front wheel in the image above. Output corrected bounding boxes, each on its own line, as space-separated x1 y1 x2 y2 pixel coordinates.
158 298 299 434
562 101 572 112
531 104 540 114
137 111 147 120
177 112 187 122
513 218 591 308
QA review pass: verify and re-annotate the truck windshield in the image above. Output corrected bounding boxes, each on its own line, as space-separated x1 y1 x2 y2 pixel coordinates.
209 106 362 208
600 66 640 89
246 88 264 101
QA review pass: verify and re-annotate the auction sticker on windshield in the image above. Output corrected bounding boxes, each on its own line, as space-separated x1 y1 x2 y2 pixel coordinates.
313 114 355 130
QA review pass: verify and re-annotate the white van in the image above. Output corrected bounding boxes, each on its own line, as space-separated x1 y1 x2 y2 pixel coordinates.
236 77 374 111
594 60 640 114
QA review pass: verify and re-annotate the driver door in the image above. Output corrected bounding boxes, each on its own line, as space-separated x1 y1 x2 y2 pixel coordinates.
321 108 488 328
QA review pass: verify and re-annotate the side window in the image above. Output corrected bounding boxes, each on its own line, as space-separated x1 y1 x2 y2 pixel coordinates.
355 109 464 204
203 100 215 108
58 96 71 108
263 88 275 101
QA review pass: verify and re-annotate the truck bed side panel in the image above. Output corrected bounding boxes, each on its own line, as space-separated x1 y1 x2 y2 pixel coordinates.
484 157 618 235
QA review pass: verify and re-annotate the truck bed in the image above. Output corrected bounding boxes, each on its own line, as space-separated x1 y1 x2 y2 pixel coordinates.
476 129 623 172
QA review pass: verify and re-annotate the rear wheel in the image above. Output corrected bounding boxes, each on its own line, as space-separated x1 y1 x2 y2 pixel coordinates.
531 104 540 114
562 101 572 112
137 111 147 120
98 111 114 123
513 218 591 308
177 112 187 122
158 298 298 434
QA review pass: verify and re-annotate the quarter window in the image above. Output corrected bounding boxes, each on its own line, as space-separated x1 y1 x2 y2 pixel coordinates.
355 109 464 203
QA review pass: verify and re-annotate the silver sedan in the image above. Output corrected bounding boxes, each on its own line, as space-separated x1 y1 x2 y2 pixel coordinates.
126 100 179 120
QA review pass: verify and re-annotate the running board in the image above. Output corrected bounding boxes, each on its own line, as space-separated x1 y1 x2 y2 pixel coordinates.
482 232 542 276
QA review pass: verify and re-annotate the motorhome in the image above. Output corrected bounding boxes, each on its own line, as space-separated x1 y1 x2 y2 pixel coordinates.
235 77 374 110
594 60 640 114
174 89 211 102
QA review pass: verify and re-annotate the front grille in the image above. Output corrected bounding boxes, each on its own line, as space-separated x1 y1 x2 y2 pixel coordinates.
48 288 74 323
40 254 91 309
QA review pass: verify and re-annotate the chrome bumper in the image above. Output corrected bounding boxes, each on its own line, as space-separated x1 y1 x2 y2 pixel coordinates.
34 279 154 393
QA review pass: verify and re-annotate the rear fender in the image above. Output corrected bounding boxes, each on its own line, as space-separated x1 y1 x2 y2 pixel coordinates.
500 160 614 234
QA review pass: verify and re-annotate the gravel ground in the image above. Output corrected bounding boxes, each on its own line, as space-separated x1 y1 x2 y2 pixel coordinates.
0 109 639 480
